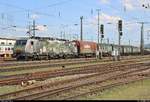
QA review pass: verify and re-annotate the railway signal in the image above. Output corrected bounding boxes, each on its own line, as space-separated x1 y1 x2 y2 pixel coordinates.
118 20 123 36
118 20 122 31
100 24 104 38
118 20 123 61
120 32 123 36
101 35 104 38
100 24 104 35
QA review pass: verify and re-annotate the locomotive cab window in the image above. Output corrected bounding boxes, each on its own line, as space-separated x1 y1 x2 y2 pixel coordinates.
1 42 5 45
16 40 27 46
22 41 27 45
31 41 34 45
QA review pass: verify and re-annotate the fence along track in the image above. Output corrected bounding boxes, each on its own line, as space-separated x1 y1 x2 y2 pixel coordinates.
0 61 149 100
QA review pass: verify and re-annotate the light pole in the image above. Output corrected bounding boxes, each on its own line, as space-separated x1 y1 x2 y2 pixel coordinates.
140 22 144 55
74 24 79 40
33 20 36 37
107 21 123 61
96 9 102 59
80 16 83 41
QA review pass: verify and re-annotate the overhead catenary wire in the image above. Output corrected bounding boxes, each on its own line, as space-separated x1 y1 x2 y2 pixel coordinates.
0 0 100 27
0 1 80 29
0 0 149 44
34 0 74 10
0 1 69 19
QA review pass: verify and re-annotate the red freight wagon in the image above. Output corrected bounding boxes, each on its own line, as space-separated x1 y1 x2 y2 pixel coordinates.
74 40 97 57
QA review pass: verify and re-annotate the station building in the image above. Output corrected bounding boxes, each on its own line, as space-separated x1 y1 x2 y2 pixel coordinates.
0 38 16 58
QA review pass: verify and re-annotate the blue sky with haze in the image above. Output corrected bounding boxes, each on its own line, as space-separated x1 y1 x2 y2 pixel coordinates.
0 0 149 46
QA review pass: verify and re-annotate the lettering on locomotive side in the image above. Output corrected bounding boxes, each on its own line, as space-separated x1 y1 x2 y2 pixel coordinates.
84 45 91 49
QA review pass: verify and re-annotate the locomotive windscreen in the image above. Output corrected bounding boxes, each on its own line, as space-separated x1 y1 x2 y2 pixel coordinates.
16 40 27 46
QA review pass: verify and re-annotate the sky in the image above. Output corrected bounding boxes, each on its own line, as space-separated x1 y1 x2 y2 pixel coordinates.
0 0 150 46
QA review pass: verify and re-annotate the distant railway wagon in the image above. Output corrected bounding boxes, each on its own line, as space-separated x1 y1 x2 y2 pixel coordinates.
0 38 16 58
74 41 97 57
13 37 141 60
99 43 140 56
99 44 112 56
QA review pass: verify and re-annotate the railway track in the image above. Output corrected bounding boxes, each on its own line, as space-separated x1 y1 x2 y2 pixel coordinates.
63 73 150 100
0 57 150 86
0 57 96 68
0 60 149 100
0 55 149 68
26 64 150 100
0 59 100 72
0 55 150 74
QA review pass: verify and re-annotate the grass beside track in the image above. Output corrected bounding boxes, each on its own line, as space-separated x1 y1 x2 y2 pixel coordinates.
80 79 150 100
